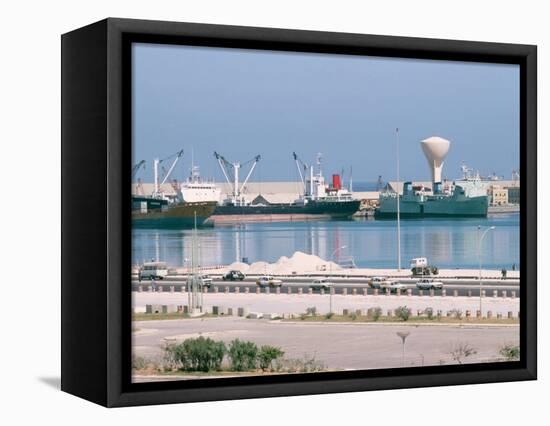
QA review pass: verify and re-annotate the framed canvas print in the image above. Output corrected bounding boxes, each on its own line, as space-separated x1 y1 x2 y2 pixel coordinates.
61 18 537 407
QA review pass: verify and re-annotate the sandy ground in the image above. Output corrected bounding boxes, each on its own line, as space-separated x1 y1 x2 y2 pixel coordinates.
133 316 519 374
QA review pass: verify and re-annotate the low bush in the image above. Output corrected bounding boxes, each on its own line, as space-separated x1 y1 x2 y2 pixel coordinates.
165 336 226 372
324 312 334 320
258 345 285 371
371 307 382 321
305 306 317 316
395 306 411 321
228 339 258 371
499 344 520 361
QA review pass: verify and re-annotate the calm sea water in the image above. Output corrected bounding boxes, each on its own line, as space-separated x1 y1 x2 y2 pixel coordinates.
132 213 519 270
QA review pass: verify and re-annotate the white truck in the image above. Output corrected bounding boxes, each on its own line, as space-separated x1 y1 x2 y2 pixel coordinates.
138 261 168 281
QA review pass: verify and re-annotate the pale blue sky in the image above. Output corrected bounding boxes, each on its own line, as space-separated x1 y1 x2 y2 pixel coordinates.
132 43 519 183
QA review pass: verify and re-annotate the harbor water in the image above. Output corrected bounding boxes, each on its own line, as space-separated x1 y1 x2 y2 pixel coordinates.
132 213 519 270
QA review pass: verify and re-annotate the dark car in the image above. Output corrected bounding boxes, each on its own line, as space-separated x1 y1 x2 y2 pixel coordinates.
222 270 245 281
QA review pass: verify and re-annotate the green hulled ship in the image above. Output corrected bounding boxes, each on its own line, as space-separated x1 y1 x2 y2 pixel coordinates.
375 180 489 218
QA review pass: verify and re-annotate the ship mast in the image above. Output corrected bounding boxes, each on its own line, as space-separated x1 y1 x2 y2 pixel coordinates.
214 152 261 206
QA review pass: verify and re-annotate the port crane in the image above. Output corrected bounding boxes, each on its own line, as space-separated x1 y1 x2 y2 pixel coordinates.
153 149 184 197
132 160 146 179
214 152 261 206
293 152 309 193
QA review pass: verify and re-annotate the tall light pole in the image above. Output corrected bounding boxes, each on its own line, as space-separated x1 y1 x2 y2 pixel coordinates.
396 128 402 271
478 225 495 315
330 245 347 314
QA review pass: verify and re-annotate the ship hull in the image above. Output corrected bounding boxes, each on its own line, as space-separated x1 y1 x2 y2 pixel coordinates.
132 201 217 229
375 195 488 219
211 200 361 224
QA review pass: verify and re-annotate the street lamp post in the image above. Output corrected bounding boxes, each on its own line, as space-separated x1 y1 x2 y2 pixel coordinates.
329 245 347 314
396 331 410 367
478 225 496 315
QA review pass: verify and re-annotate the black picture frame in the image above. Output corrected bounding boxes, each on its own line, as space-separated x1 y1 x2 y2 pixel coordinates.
61 17 537 407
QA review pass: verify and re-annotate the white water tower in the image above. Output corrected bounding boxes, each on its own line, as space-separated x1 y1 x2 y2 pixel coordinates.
420 136 451 183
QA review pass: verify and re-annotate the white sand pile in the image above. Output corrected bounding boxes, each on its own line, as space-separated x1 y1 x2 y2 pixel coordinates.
226 251 341 275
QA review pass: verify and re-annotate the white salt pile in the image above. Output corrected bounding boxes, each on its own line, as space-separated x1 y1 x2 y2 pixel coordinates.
226 251 341 275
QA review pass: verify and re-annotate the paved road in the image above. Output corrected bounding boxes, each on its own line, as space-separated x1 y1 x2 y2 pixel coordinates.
133 316 519 374
133 278 519 297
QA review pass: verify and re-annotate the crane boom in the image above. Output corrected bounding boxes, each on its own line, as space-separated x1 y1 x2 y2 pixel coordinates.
160 149 184 185
132 160 146 179
214 152 261 205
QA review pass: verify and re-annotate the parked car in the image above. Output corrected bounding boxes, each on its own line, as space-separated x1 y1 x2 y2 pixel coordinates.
309 278 333 291
368 276 391 289
138 261 168 281
256 275 283 287
222 270 245 281
416 278 444 290
380 281 408 293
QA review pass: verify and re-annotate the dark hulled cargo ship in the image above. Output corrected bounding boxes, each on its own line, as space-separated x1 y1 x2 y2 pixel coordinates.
132 196 217 228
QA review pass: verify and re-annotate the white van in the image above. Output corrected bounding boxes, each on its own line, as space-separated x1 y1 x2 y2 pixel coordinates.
138 262 168 281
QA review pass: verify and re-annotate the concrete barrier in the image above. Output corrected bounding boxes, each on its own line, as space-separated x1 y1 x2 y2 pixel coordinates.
227 307 233 316
256 287 261 294
501 290 507 298
214 286 219 293
364 288 369 296
181 286 186 293
407 289 412 297
352 288 357 296
385 289 390 296
481 290 486 298
298 288 303 295
343 288 348 296
396 289 401 297
287 287 292 294
511 291 516 299
331 287 336 295
265 287 270 295
237 307 249 317
158 286 163 293
453 290 458 297
467 290 472 297
276 287 281 294
429 289 435 297
487 311 493 319
235 287 240 294
373 289 379 296
320 289 325 295
225 286 230 294
138 286 142 292
493 290 498 298
203 287 208 293
245 287 250 294
148 286 153 293
248 312 263 319
441 289 446 297
418 289 423 297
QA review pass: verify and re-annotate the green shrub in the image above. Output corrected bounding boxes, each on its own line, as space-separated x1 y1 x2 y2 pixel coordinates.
449 309 463 320
350 312 358 321
499 344 520 361
228 339 258 371
395 306 410 321
258 345 285 371
305 306 317 316
371 307 382 321
324 312 334 320
165 337 226 372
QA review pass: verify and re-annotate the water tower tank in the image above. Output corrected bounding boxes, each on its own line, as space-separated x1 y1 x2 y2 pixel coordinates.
420 136 451 184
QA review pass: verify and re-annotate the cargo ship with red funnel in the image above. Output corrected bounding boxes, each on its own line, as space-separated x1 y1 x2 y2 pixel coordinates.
210 152 360 223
